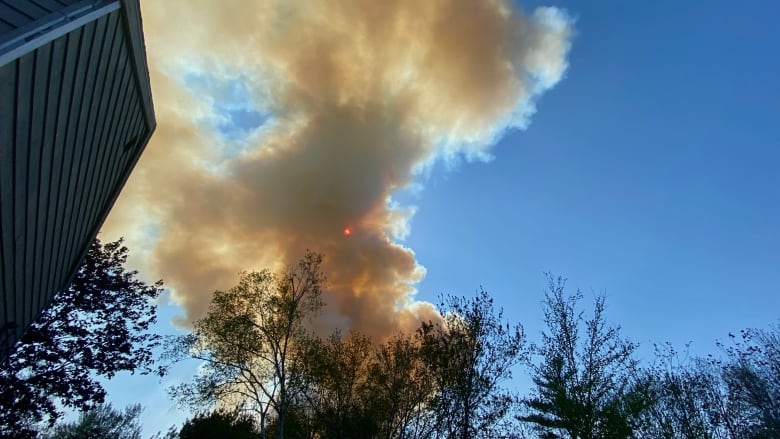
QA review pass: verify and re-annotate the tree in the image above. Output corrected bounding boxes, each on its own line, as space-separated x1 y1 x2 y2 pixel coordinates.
167 251 325 439
48 403 143 439
179 410 260 439
419 289 527 439
368 333 438 439
637 324 780 439
296 330 379 439
716 324 780 438
637 343 721 439
520 275 649 439
274 330 439 439
0 238 163 435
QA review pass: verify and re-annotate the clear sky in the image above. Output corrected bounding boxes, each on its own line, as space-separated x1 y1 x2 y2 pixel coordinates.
411 0 780 358
98 0 780 435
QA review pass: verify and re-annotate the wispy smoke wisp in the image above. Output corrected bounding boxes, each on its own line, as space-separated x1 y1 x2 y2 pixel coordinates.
104 0 573 337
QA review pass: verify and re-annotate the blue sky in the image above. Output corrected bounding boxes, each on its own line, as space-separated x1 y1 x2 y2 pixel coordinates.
100 0 780 435
408 0 780 358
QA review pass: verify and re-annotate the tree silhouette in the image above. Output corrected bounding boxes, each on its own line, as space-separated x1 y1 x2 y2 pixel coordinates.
179 410 260 439
520 275 648 439
0 238 163 435
48 403 143 439
420 290 527 439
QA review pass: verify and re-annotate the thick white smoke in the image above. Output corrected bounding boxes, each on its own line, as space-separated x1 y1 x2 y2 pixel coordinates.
103 0 573 337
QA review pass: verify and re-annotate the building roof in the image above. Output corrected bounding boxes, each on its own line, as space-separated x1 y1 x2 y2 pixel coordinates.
0 0 156 357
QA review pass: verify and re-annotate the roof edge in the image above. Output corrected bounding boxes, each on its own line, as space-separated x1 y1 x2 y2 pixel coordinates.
0 1 121 68
119 0 156 132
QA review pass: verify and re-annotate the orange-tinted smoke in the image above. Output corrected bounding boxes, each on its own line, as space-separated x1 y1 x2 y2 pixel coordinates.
102 0 573 338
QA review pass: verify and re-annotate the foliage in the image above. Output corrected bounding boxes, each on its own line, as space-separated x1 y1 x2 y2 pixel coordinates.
266 329 439 439
166 251 325 439
149 426 180 439
168 263 525 438
165 263 780 439
719 324 780 437
0 238 163 435
639 325 780 439
520 275 648 439
47 403 143 439
637 343 718 439
179 410 260 439
296 330 378 438
419 289 527 439
368 333 438 439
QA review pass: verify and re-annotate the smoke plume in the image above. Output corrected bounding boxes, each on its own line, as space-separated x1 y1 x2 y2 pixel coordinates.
103 0 573 337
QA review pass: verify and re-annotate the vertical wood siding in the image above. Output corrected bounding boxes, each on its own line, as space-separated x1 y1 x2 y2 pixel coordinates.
0 0 155 355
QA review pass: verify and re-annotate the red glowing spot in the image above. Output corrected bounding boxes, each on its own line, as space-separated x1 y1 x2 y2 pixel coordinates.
343 227 352 236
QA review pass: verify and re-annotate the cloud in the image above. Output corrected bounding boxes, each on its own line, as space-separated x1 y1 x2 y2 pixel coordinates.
103 0 573 338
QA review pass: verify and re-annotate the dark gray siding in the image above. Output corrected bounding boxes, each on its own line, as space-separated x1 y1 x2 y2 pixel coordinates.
0 0 155 355
0 0 84 35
